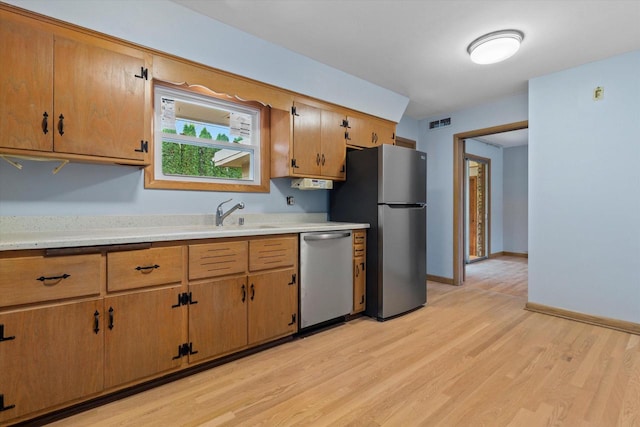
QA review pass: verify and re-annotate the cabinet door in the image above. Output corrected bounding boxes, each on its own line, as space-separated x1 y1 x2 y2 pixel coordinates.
188 276 248 363
372 120 396 145
0 14 53 151
320 109 347 179
247 269 298 345
0 300 103 424
104 286 184 388
291 102 322 176
346 115 374 148
353 257 366 313
53 36 146 160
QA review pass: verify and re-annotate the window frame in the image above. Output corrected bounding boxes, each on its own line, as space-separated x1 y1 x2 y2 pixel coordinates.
144 81 270 192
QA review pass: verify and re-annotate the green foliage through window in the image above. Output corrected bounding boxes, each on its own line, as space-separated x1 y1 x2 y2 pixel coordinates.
162 141 242 179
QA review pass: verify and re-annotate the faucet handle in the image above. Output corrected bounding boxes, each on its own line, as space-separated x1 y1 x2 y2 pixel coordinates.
217 198 233 209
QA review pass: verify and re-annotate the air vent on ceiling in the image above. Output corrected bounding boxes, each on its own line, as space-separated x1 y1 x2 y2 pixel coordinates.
429 117 451 130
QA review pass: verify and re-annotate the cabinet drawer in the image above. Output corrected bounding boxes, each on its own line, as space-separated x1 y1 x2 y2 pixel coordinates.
189 241 248 280
249 237 296 271
353 230 366 245
107 246 183 291
0 254 101 307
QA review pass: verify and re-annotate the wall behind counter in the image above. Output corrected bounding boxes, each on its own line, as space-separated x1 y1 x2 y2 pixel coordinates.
0 161 328 216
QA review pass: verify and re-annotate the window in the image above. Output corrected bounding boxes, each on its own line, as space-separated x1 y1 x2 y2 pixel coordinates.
145 82 270 192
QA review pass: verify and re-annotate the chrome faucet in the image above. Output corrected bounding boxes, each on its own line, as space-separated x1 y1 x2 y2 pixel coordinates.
216 199 245 226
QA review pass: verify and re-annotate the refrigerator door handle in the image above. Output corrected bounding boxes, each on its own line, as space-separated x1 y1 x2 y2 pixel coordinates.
385 203 426 209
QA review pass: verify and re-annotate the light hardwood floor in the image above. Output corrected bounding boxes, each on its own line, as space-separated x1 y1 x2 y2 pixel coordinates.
50 256 639 426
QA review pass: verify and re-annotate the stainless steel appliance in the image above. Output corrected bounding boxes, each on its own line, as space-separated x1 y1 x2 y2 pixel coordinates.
299 230 353 329
330 144 427 320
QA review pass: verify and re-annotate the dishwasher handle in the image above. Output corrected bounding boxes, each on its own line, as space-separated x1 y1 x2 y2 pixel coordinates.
303 231 352 241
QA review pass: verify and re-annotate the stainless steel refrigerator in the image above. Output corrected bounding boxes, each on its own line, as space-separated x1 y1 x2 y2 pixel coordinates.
330 144 427 320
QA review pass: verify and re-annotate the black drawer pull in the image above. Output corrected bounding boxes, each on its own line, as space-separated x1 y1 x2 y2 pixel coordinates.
36 273 70 282
135 264 159 271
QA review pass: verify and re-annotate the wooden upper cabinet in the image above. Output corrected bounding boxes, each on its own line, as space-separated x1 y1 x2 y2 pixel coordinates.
320 109 348 179
0 10 149 164
53 36 147 160
271 101 346 180
0 14 54 152
346 115 396 148
291 102 322 177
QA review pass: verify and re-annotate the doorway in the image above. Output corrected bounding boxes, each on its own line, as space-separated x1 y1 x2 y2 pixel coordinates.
452 120 528 285
465 155 490 263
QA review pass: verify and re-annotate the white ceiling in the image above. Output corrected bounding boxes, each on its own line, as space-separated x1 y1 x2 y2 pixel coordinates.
475 128 529 148
171 0 640 121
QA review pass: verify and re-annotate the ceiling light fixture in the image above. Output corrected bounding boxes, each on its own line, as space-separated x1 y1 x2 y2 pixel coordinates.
467 30 524 65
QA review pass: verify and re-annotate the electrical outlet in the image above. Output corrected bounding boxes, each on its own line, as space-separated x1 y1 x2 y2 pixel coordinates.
286 196 295 206
593 86 604 100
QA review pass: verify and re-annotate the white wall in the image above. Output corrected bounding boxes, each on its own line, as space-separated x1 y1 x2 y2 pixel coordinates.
529 50 640 323
396 115 420 142
419 93 528 279
503 145 528 254
465 139 503 256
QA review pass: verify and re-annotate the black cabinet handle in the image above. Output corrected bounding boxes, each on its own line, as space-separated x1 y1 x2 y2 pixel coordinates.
108 307 114 330
250 283 255 301
58 114 64 136
135 264 159 271
0 324 16 342
187 292 198 305
321 154 325 166
42 112 49 134
287 313 297 326
360 295 365 304
0 394 15 413
241 284 246 302
93 310 100 334
288 274 296 285
36 273 70 282
316 153 321 166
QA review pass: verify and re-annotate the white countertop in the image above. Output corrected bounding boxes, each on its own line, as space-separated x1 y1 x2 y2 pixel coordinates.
0 214 369 251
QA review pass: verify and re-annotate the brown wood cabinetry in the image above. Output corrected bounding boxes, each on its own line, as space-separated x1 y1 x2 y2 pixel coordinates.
271 101 347 180
247 268 298 344
352 230 367 313
0 10 149 164
0 299 104 424
105 246 186 387
104 286 185 388
188 236 298 362
346 115 396 148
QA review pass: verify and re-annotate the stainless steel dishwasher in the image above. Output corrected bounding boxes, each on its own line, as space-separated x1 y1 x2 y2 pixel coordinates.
299 230 353 329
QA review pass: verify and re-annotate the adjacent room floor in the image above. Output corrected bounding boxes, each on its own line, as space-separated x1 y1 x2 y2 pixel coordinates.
50 256 639 426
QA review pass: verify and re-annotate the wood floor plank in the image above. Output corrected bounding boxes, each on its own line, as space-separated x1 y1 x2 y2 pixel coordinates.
47 256 639 426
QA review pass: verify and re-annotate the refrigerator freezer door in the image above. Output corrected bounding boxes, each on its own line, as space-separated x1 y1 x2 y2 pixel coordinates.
379 145 427 204
378 204 427 319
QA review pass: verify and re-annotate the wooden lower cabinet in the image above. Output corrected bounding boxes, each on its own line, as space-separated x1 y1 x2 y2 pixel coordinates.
353 257 366 313
248 269 298 345
0 300 104 423
352 230 367 314
188 276 248 363
104 286 184 388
